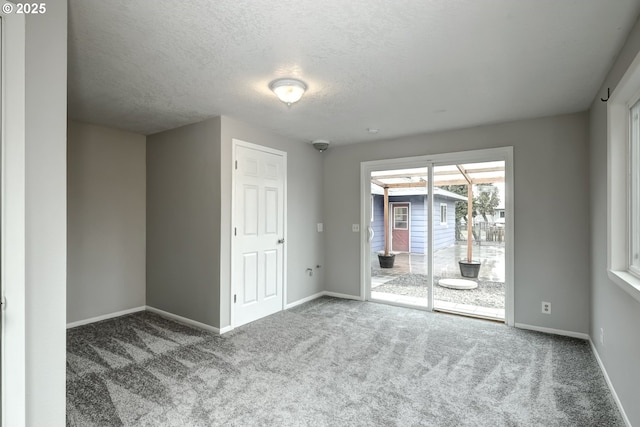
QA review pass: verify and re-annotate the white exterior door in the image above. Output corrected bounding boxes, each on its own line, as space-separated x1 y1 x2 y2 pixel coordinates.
233 142 286 327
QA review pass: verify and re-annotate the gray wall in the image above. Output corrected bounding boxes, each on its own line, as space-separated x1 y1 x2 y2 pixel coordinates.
146 118 221 327
147 115 324 330
589 17 640 426
67 121 146 323
25 2 68 425
219 116 325 328
324 113 590 334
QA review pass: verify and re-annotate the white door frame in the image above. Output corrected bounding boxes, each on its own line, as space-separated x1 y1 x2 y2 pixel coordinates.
1 10 27 427
230 139 287 329
361 147 515 326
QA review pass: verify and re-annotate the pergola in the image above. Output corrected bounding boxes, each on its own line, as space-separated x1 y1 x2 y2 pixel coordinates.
371 162 505 262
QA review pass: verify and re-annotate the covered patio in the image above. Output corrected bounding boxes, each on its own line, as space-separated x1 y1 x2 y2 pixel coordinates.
370 161 506 320
371 242 505 320
372 162 505 267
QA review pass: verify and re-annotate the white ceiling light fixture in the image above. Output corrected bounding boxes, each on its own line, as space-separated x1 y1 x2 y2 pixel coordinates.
269 78 307 106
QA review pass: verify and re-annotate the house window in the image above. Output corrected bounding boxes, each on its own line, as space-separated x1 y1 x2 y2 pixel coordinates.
606 50 640 303
393 206 408 229
440 203 447 225
630 100 640 276
499 211 505 218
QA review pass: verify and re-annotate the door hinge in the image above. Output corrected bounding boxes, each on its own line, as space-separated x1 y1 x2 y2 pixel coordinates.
234 294 237 303
234 227 237 236
235 160 238 170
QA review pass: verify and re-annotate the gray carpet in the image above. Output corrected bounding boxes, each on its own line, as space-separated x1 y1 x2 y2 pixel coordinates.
67 297 623 426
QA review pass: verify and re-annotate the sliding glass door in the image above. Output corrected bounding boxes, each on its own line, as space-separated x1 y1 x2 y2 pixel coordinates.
369 166 431 309
361 148 513 324
431 162 506 321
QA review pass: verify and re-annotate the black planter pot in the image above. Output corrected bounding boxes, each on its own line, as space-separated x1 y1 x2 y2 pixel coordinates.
459 260 481 278
378 254 396 268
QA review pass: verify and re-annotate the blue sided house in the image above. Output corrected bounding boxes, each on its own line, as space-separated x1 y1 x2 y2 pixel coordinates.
370 187 466 254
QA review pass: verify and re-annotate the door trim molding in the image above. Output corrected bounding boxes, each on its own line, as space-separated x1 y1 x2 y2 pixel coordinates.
360 147 515 326
1 11 27 427
230 139 287 329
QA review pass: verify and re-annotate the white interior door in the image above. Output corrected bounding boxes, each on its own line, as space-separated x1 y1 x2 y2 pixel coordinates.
233 142 286 327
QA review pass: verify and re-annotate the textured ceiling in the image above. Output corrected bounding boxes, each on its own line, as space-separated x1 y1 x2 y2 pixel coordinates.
68 0 640 145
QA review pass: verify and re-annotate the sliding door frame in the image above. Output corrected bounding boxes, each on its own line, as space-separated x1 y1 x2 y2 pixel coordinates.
360 147 514 326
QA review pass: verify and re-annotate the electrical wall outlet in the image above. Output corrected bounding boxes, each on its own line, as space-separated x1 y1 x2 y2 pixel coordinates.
317 223 323 232
542 301 551 314
352 224 360 232
600 328 604 345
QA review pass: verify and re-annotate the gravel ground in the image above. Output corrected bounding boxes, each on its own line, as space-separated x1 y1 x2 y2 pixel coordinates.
374 274 505 308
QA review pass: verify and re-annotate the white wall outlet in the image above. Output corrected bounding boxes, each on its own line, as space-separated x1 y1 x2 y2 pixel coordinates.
352 224 360 232
600 327 604 345
542 301 551 314
317 223 323 232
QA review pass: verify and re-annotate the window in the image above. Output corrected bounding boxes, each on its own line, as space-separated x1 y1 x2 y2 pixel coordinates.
393 206 408 229
440 203 447 225
500 210 505 218
631 100 640 276
606 50 640 303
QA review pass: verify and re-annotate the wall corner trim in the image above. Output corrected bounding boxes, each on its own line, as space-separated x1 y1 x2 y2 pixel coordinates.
514 323 589 340
145 306 222 334
66 306 146 329
219 325 234 334
589 339 632 427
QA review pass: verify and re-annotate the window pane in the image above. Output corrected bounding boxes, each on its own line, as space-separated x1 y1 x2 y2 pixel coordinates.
394 207 408 229
631 101 640 274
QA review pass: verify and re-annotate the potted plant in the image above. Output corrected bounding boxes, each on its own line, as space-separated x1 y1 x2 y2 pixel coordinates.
459 259 481 278
378 251 395 268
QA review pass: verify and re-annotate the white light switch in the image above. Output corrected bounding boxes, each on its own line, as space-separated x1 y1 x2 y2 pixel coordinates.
352 224 360 232
317 223 323 232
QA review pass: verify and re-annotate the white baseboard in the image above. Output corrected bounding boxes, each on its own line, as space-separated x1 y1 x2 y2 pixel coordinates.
514 323 589 340
322 291 363 301
285 291 325 309
589 338 631 427
66 306 146 329
145 306 221 334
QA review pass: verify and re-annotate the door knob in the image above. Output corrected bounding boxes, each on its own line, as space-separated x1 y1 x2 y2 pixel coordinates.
278 238 285 244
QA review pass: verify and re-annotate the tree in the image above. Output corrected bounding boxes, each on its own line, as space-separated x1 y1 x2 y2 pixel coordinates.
439 184 467 240
440 183 500 241
475 184 500 222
